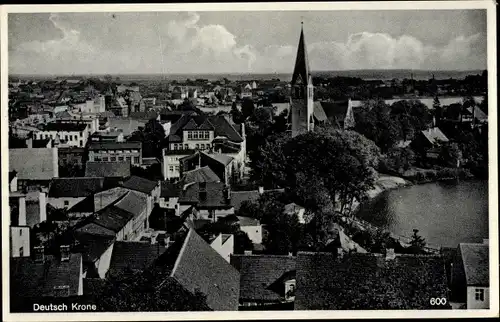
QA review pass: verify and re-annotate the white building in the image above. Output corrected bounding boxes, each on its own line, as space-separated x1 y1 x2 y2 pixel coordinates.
35 122 89 148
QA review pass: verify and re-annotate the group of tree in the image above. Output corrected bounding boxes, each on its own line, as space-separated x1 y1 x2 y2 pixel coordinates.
251 127 380 247
129 118 166 159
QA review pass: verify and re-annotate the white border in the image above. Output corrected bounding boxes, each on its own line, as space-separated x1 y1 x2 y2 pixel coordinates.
1 1 498 320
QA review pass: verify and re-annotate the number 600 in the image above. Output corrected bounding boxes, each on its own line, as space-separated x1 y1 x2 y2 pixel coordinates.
430 298 447 305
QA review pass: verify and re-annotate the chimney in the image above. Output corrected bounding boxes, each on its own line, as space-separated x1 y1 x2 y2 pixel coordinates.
240 122 246 138
34 246 45 263
18 196 27 226
39 191 47 223
60 245 70 262
244 250 252 255
258 186 264 194
223 184 231 202
432 116 436 128
385 248 396 260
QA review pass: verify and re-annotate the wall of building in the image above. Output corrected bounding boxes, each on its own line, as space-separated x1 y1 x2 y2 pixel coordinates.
210 234 234 263
48 196 85 210
10 226 30 257
467 286 490 309
96 243 114 279
89 149 141 165
241 225 262 244
36 129 88 148
196 208 234 221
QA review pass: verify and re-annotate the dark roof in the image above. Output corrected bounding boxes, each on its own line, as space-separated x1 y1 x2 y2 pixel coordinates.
291 26 310 86
85 161 131 178
109 241 168 273
88 141 142 150
202 151 234 166
168 114 244 143
320 100 350 123
32 139 51 148
178 182 233 209
9 148 58 181
10 254 82 299
9 171 17 183
161 181 181 198
230 254 296 302
182 166 221 185
73 232 116 263
43 122 87 132
122 176 158 194
168 229 240 310
295 252 450 310
460 243 489 286
48 177 105 198
230 190 261 212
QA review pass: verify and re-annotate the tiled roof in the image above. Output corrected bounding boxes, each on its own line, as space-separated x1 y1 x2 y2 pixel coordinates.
43 122 87 132
122 176 158 194
88 141 142 150
168 229 240 310
109 241 168 273
421 127 449 144
466 106 488 121
73 232 116 263
178 182 233 209
230 190 261 212
113 190 148 218
291 26 310 86
48 177 105 198
10 254 82 299
237 216 260 227
160 181 181 198
295 252 450 310
9 148 58 181
168 114 243 143
182 166 221 185
202 151 234 166
85 161 131 178
320 100 350 123
230 254 296 302
460 243 489 286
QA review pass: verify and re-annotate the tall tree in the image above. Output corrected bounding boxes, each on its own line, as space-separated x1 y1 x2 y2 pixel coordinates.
241 98 255 120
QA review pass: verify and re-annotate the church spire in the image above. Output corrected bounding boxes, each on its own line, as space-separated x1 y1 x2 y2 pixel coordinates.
291 22 310 86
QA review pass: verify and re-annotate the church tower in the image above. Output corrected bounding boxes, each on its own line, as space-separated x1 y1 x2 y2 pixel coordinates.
291 22 314 137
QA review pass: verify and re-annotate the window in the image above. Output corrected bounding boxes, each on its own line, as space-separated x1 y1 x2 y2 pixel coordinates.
19 247 24 257
20 229 22 236
133 157 140 164
95 157 101 161
126 156 131 162
193 131 198 139
102 157 109 161
53 285 70 297
118 156 124 161
110 156 116 162
169 166 174 172
64 200 69 207
175 165 180 171
204 131 210 139
200 144 205 150
184 144 188 149
475 288 485 301
188 132 192 139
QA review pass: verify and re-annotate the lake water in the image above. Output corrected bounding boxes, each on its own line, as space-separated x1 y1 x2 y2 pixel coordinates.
355 180 489 248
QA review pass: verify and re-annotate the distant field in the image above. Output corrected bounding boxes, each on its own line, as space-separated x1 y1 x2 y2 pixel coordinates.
10 69 484 82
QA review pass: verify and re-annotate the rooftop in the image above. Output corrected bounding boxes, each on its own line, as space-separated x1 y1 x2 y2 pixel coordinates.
122 176 158 194
460 242 489 286
43 122 87 132
85 161 131 178
48 177 105 198
9 148 58 181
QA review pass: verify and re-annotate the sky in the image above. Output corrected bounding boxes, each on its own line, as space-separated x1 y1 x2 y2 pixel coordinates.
8 10 487 75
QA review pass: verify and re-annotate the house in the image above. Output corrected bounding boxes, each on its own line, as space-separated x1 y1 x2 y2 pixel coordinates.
294 250 450 310
230 254 296 308
210 233 234 263
108 240 168 276
88 141 142 165
47 177 106 209
283 203 306 224
159 181 181 209
163 149 196 180
154 229 240 310
451 240 490 309
178 182 235 221
74 187 149 242
180 151 237 185
9 188 31 258
10 247 83 311
26 137 53 148
410 127 449 159
90 131 125 143
85 161 131 179
221 215 263 245
121 176 161 225
34 122 89 147
72 231 115 279
9 148 59 193
162 113 246 180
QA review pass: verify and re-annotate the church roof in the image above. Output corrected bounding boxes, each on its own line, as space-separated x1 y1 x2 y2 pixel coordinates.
291 24 311 86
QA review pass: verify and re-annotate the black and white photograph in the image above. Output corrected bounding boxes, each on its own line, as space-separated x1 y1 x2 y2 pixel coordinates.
1 2 497 319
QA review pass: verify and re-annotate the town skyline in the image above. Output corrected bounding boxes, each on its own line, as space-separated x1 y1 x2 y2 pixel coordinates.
9 10 486 75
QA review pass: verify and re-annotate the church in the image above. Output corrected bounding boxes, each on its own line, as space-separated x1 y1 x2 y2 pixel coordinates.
289 23 355 137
